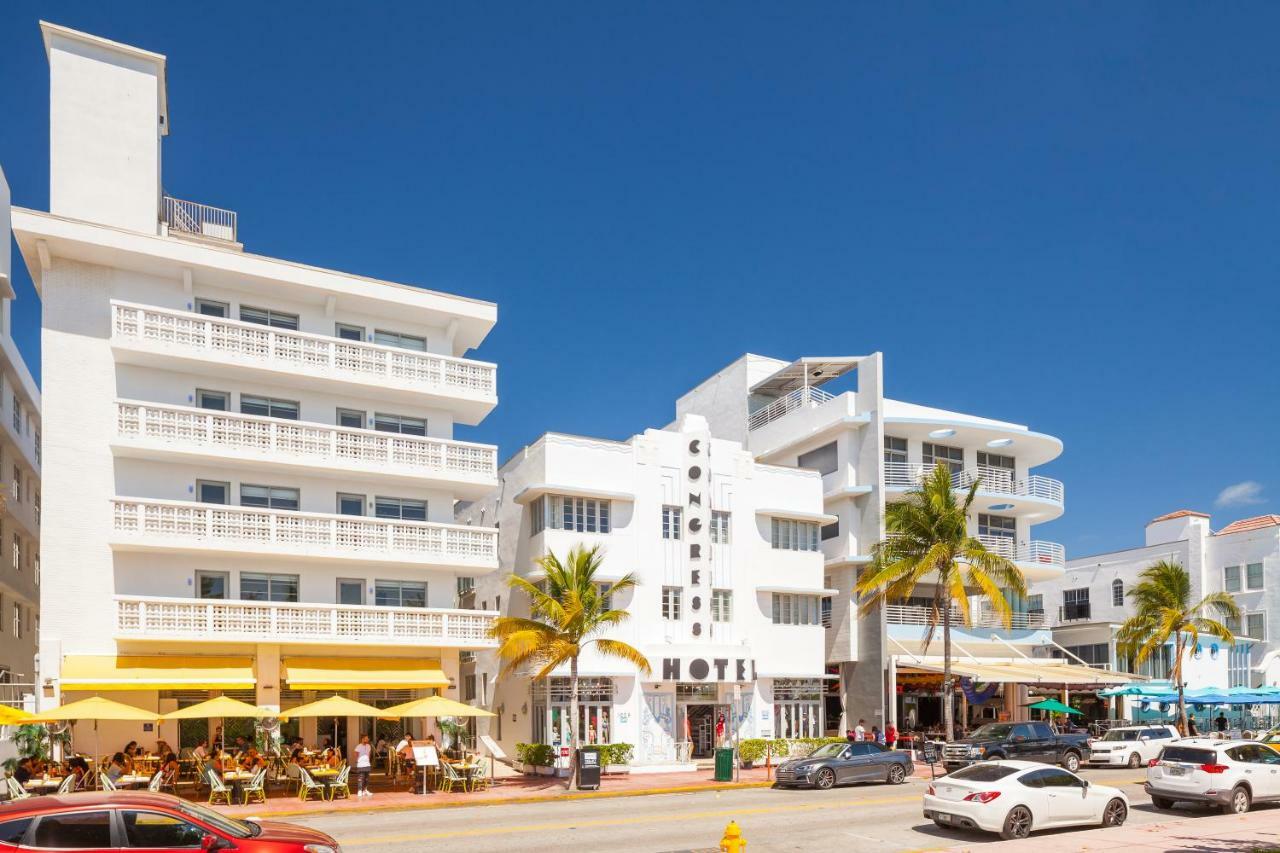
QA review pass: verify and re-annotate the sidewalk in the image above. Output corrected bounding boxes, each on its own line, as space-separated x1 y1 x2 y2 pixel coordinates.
946 808 1280 852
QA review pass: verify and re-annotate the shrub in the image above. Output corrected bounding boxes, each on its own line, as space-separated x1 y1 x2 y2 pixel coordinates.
738 738 788 763
600 743 633 765
515 743 556 767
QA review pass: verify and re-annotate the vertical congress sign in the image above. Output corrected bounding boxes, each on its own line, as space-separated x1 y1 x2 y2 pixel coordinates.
686 436 708 639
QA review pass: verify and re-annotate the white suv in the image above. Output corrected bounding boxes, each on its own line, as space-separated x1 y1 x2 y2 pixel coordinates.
1146 738 1280 814
1089 725 1179 768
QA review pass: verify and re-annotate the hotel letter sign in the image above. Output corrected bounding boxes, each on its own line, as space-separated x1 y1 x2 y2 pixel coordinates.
686 438 707 638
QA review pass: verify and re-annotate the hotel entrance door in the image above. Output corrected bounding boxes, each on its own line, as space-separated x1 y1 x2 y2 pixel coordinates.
683 704 728 758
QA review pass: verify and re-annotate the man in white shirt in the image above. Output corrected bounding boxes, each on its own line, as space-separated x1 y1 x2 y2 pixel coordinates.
854 719 867 741
354 734 373 796
192 739 209 761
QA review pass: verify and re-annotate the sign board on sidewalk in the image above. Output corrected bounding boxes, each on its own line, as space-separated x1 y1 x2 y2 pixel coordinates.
479 735 506 760
412 745 439 767
922 745 939 764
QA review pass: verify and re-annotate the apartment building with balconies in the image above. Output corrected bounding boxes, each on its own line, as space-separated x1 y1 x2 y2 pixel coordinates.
9 22 499 752
0 167 42 703
677 354 1074 734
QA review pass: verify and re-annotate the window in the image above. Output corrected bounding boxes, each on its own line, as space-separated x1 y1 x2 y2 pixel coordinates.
1225 565 1242 593
772 593 822 625
11 466 20 504
197 480 229 505
374 413 427 436
375 580 426 608
1247 563 1264 591
122 810 207 848
771 518 820 551
662 586 682 621
374 329 427 351
976 451 1015 472
596 583 613 611
711 589 732 622
337 408 366 429
12 535 19 572
195 298 229 317
240 573 298 602
11 395 20 432
883 436 907 465
463 674 477 701
239 305 299 330
335 322 365 341
337 493 365 516
710 511 731 544
1062 588 1091 621
1051 642 1109 666
34 432 40 465
337 579 364 605
797 441 838 476
196 389 229 411
1248 612 1266 641
821 519 840 541
922 442 963 475
820 596 832 627
194 571 228 600
534 495 610 534
0 817 33 845
1112 579 1124 607
978 513 1016 542
662 506 683 540
1226 613 1242 635
240 484 299 511
33 493 40 526
12 602 20 638
375 497 427 521
28 809 112 848
1027 594 1043 614
240 395 299 420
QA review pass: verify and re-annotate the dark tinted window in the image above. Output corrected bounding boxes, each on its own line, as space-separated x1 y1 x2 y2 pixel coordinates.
0 817 33 844
32 811 113 848
847 743 872 757
1147 728 1172 739
947 764 1020 782
1018 768 1053 788
1161 746 1216 764
864 743 887 754
1028 722 1053 737
122 811 207 848
1039 769 1085 788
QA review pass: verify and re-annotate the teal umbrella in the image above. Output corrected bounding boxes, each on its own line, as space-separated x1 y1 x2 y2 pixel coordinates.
1026 698 1083 715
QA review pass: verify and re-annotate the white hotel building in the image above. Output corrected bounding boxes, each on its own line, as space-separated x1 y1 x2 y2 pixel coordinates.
11 23 501 751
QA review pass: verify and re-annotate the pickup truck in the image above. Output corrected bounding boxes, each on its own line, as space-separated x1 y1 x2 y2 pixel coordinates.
940 721 1091 772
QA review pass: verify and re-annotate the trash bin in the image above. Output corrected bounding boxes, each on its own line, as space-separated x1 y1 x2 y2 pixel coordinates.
577 745 602 790
714 747 734 782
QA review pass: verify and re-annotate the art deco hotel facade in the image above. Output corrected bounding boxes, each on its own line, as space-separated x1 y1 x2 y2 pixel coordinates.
11 23 501 749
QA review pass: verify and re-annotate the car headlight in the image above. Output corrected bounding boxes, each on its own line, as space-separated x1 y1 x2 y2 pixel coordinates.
971 746 986 756
304 845 341 853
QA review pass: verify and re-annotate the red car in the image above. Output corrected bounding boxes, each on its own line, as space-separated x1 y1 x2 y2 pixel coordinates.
0 791 340 852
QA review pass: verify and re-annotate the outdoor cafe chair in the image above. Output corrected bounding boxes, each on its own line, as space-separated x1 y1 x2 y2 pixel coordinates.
4 777 31 800
297 766 327 803
438 761 468 794
147 770 164 792
469 757 490 792
98 773 117 792
328 765 351 802
55 775 76 794
241 768 267 806
205 768 232 806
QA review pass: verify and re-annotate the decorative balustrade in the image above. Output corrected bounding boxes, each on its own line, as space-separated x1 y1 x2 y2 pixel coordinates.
111 498 498 567
747 387 835 431
975 535 1065 567
111 301 497 401
115 401 496 482
883 462 1063 504
883 603 1047 630
115 595 497 647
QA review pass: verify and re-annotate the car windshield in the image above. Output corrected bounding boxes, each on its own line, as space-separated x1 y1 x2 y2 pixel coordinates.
1102 729 1142 741
808 744 846 759
174 800 259 838
968 724 1014 739
947 764 1020 782
1160 746 1216 764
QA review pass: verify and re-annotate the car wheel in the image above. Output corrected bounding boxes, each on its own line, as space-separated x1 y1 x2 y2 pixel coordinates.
888 763 907 784
1062 752 1081 773
1224 785 1251 815
986 753 1005 762
813 768 836 790
1151 796 1175 810
1000 805 1033 840
1127 752 1141 769
1102 797 1128 827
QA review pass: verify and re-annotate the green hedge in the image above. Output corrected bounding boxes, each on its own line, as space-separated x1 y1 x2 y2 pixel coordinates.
738 737 847 762
515 742 635 766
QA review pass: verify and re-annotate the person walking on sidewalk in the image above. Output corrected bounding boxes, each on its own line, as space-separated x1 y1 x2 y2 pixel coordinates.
885 723 898 750
855 719 867 741
354 734 373 797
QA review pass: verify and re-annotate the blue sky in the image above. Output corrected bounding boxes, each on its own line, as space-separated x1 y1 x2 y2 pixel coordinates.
3 2 1278 557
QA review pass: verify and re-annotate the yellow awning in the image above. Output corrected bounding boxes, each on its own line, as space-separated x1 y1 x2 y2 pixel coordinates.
283 657 448 691
61 655 255 691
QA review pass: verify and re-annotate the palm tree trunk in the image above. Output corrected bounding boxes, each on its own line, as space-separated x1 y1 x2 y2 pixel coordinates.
567 656 580 791
943 602 954 742
1174 632 1188 736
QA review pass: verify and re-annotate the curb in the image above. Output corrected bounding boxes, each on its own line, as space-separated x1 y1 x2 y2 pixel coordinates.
228 779 776 819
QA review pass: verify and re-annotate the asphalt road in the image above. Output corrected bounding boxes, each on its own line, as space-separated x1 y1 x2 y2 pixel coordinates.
288 766 1198 852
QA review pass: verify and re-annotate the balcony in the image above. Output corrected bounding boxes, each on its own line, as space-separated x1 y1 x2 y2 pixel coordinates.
884 603 1048 631
748 387 835 431
110 498 499 573
113 401 498 498
163 196 238 245
115 594 498 648
110 301 498 423
884 462 1063 505
975 535 1065 568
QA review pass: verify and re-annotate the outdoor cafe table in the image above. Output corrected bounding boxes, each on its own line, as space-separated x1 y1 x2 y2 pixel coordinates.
222 770 253 802
115 774 151 790
23 778 64 795
307 767 339 796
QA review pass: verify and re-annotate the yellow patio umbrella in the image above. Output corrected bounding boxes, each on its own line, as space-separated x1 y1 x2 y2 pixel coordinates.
30 696 161 778
160 695 270 720
0 705 36 725
382 695 496 718
279 695 389 751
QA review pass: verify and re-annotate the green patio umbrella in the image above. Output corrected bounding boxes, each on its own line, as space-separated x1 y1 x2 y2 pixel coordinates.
1025 698 1083 715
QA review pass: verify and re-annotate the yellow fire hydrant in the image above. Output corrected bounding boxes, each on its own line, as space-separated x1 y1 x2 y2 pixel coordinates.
719 820 746 852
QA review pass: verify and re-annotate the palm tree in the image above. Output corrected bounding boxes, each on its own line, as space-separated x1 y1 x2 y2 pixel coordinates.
1116 560 1239 735
856 463 1027 741
491 544 650 790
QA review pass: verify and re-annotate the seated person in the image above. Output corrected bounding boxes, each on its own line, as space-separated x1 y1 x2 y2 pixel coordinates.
191 738 210 761
240 748 266 771
122 741 138 772
67 757 90 790
155 740 172 758
323 748 342 769
106 752 128 782
160 752 180 780
12 757 32 784
396 734 416 773
234 735 249 752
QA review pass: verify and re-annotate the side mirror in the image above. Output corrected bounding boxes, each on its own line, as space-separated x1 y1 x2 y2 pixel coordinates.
1013 736 1025 743
1140 736 1151 741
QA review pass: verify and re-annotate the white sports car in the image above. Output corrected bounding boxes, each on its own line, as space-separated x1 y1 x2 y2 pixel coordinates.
923 760 1129 840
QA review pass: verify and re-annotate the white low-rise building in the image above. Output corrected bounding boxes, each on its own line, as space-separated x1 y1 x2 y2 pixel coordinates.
10 23 499 754
457 414 829 768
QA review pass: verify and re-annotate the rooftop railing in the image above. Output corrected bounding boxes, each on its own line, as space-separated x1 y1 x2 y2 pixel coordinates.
748 387 835 431
163 196 238 243
884 603 1047 630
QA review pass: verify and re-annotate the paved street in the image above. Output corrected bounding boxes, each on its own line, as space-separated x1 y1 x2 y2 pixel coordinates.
288 768 1187 852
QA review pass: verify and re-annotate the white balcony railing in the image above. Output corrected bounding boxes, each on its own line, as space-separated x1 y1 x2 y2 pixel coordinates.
111 302 497 402
115 401 496 483
748 387 835 431
115 594 497 647
883 462 1064 504
884 603 1047 630
975 535 1065 567
111 498 498 568
163 196 238 243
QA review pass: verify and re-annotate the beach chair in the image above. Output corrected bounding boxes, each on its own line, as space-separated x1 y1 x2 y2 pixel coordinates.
297 766 326 803
241 768 267 805
327 764 351 801
205 768 232 806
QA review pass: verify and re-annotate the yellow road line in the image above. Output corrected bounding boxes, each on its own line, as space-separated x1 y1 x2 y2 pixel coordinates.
340 791 922 846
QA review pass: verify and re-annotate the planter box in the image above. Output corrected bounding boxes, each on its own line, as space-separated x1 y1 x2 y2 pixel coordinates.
603 764 631 775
